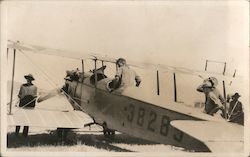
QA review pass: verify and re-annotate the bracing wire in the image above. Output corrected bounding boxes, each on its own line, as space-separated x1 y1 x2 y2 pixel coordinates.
13 49 89 115
20 50 59 88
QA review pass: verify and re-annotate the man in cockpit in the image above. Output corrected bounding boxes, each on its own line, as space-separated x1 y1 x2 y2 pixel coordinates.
111 58 141 91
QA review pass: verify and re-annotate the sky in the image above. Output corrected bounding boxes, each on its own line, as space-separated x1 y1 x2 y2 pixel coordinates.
2 1 249 105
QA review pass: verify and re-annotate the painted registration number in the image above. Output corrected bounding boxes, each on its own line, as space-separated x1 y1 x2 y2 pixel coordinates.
124 103 183 142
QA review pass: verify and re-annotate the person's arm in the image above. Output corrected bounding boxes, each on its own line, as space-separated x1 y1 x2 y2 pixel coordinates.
210 92 223 108
134 71 141 87
237 101 243 114
197 81 213 93
226 94 231 103
218 93 225 104
196 85 204 92
110 67 122 91
33 86 38 98
18 85 24 99
115 67 122 80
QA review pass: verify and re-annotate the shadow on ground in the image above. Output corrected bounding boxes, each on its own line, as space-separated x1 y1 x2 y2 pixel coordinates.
7 131 158 152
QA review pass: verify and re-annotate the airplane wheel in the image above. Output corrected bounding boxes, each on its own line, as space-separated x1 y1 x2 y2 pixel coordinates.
104 129 115 139
102 122 108 135
103 130 108 136
110 130 115 135
102 122 115 138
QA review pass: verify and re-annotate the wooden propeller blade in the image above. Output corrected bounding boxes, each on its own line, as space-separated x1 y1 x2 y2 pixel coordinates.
37 88 61 103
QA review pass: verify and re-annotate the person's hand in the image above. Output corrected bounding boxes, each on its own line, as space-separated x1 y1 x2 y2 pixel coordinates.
114 76 120 81
220 105 224 110
136 81 141 87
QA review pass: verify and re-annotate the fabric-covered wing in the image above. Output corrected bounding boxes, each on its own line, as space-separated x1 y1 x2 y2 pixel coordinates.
7 93 93 128
171 120 244 153
7 40 118 65
91 53 238 80
8 40 90 60
7 40 238 79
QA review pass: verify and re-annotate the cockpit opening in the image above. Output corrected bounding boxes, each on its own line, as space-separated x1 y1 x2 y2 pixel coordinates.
89 65 107 85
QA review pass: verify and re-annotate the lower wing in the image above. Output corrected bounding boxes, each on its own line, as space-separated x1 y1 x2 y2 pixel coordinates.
7 93 92 128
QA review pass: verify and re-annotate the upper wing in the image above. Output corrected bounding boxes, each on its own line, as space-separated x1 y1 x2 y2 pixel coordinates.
8 40 238 79
8 40 90 60
7 93 93 128
171 120 244 153
91 53 239 81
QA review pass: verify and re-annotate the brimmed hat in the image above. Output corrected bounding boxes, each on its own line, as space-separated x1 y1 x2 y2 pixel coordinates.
24 74 35 81
116 58 126 65
232 92 241 98
204 77 218 87
202 81 213 88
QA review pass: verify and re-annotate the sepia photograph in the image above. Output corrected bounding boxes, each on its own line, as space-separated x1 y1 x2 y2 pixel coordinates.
0 0 249 157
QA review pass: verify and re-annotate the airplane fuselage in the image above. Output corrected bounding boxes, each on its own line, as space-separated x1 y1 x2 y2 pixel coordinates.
65 72 210 152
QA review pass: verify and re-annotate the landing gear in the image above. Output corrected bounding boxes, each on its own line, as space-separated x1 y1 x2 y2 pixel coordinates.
84 121 116 138
103 129 115 137
102 122 115 139
56 128 70 145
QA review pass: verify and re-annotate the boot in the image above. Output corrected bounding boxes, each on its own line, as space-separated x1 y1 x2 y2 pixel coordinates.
23 126 29 137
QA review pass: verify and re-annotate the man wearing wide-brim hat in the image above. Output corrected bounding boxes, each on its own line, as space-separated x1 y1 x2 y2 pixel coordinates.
227 92 244 125
15 74 38 137
24 73 35 80
196 77 225 116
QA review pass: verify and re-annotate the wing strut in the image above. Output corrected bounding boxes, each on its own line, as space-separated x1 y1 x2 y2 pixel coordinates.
9 48 16 115
94 59 97 88
156 70 160 95
81 59 84 74
173 72 177 102
223 62 227 76
222 80 227 119
233 69 237 77
7 48 9 60
229 69 237 85
222 81 226 99
205 60 208 71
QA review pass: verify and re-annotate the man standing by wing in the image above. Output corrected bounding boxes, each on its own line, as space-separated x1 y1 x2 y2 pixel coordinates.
111 58 141 91
197 77 225 116
15 74 37 137
227 93 244 125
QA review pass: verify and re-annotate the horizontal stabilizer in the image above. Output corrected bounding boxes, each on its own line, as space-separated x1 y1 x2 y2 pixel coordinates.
171 120 243 153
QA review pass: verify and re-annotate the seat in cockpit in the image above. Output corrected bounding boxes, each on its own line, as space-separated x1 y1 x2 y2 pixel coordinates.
90 73 107 85
90 65 107 85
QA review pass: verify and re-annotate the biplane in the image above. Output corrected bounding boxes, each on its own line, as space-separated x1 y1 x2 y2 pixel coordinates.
6 40 244 153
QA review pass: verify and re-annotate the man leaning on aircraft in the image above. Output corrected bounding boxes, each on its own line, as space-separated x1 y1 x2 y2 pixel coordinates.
110 58 141 91
196 77 225 116
227 92 244 125
15 74 38 137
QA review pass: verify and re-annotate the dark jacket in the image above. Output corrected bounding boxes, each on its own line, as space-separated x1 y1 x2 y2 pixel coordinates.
18 83 37 107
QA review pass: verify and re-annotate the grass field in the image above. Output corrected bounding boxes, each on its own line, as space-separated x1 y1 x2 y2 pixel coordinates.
7 126 188 153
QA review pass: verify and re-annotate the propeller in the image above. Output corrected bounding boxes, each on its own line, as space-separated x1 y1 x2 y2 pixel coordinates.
37 88 62 103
